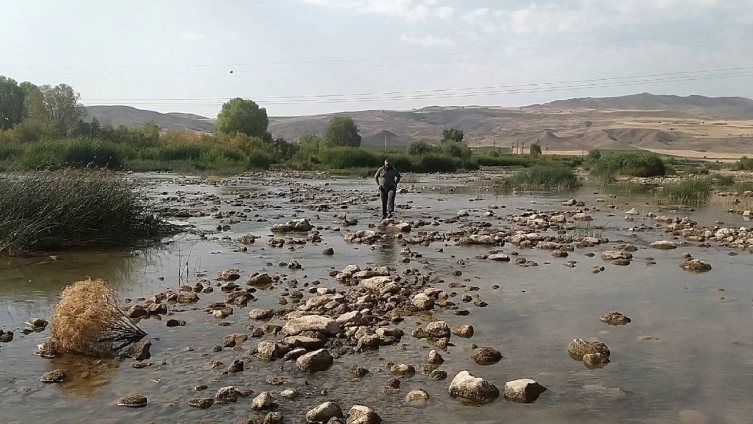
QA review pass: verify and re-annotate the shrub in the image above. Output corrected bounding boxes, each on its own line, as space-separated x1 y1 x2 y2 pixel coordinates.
660 178 712 205
0 170 167 253
50 279 146 357
735 156 753 171
408 140 435 155
588 150 601 161
415 154 461 173
475 154 532 167
530 143 542 156
500 165 579 190
441 141 472 160
317 147 382 169
591 151 666 179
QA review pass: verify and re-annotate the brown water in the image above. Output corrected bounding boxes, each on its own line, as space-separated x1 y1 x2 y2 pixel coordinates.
1 173 752 424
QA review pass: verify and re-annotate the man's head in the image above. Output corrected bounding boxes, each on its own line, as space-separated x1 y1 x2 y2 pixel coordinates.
384 159 392 168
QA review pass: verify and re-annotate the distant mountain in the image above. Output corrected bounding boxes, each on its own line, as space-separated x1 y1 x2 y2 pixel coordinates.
84 105 214 132
83 93 753 153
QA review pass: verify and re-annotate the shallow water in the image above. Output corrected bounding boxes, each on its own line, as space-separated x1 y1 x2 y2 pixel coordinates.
1 173 752 424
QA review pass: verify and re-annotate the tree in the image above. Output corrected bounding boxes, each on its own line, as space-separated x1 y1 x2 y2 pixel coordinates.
408 140 435 155
20 82 46 122
40 84 84 136
0 76 25 130
530 143 542 156
588 149 602 161
323 116 361 147
442 128 464 144
215 98 270 139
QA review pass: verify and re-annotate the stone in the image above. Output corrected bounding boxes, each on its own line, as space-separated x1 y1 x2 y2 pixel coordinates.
390 363 415 377
411 293 434 310
306 402 344 423
216 386 239 403
600 312 631 325
601 251 632 261
219 268 241 281
424 321 450 339
265 412 284 424
117 393 147 408
129 340 151 361
448 371 500 403
272 218 313 233
177 291 199 303
126 305 148 319
583 353 610 368
27 317 49 329
188 397 214 409
457 209 470 217
347 405 382 424
488 253 510 262
651 240 676 250
227 359 244 373
361 276 393 292
280 388 300 400
40 369 65 383
323 247 335 255
252 392 272 410
680 259 712 273
249 308 275 320
297 349 334 373
472 347 502 365
451 325 474 338
429 369 448 380
567 339 610 360
349 364 369 377
427 350 444 365
0 330 13 342
257 340 285 361
503 379 547 403
405 388 430 405
166 319 185 327
283 315 340 336
248 273 274 286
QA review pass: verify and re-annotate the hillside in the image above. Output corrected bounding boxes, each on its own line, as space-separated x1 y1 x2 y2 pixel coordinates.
83 93 753 153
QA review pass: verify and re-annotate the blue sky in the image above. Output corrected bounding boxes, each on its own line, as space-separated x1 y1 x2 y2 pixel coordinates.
1 0 751 117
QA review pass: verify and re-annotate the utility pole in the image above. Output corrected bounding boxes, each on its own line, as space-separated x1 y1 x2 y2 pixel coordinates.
384 135 387 151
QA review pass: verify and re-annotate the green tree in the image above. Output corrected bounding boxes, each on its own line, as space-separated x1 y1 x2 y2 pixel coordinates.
530 143 542 156
588 149 601 161
442 128 464 144
20 82 46 122
408 140 435 155
215 98 269 138
40 84 83 136
323 116 361 147
0 76 25 130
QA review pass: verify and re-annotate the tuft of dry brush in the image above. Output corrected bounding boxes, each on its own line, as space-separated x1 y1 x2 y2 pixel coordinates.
0 169 170 254
49 279 145 357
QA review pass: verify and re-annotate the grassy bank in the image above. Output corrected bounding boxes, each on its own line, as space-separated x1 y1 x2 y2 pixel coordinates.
591 151 666 180
0 170 168 254
497 166 579 190
659 178 712 205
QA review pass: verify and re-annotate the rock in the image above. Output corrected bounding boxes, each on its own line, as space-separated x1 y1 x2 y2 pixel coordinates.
451 325 474 338
257 340 286 361
0 330 13 342
306 402 344 423
448 371 500 403
424 321 450 339
40 369 65 383
488 253 510 262
249 308 275 320
27 317 49 329
472 347 502 365
177 291 199 303
129 340 151 360
323 247 335 255
126 305 148 319
583 353 610 368
457 209 470 217
651 240 676 250
390 363 415 377
166 319 185 327
601 251 632 261
264 412 284 424
427 350 444 365
283 315 340 336
503 379 547 403
349 364 369 377
280 388 300 400
297 349 334 373
567 339 610 360
272 218 313 232
227 359 244 373
600 312 631 325
573 213 593 221
429 369 448 380
223 333 248 347
219 268 241 281
252 392 272 410
347 405 382 424
360 276 394 292
405 388 430 405
117 393 147 408
680 259 712 273
248 273 274 286
188 397 214 409
216 386 239 403
393 222 412 232
411 293 434 310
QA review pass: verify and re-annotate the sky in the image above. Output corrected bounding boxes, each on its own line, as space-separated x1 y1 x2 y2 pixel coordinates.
1 0 752 118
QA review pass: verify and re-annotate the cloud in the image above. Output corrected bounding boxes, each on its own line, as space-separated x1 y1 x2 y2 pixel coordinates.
302 0 452 22
183 32 206 41
400 33 455 47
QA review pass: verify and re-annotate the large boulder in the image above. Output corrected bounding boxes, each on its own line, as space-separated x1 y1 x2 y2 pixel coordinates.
503 379 547 403
218 268 241 281
283 315 340 336
306 402 343 423
448 371 500 403
257 340 286 361
424 321 450 339
128 340 151 360
296 349 334 373
347 405 382 424
411 293 434 310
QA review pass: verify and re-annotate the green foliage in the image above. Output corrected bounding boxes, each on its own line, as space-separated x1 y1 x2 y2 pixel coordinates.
529 143 542 157
591 151 666 179
711 174 735 186
317 146 382 169
475 154 532 167
660 178 712 205
442 128 464 143
21 138 124 169
735 156 753 171
499 166 579 190
0 76 25 130
416 154 462 173
39 84 84 136
215 98 270 138
0 170 168 253
588 149 601 161
408 140 435 155
440 141 472 160
323 116 361 147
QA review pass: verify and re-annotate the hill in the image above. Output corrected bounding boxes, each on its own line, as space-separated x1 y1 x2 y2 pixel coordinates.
83 93 753 153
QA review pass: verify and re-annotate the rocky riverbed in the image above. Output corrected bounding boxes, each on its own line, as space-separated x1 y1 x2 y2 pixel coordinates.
0 172 751 424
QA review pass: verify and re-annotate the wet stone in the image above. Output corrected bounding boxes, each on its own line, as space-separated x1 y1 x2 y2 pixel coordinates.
40 369 65 383
187 397 214 409
117 393 147 408
472 347 502 365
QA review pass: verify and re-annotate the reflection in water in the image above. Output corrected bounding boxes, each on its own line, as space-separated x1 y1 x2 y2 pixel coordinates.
46 355 121 397
376 236 399 267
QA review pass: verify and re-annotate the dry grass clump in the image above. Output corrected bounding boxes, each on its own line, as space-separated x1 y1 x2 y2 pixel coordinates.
50 279 145 357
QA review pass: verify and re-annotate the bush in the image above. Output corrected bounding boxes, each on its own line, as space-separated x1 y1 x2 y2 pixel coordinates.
441 141 472 160
591 151 666 179
475 154 532 167
0 170 168 253
408 140 435 155
416 154 461 173
713 174 735 186
317 147 382 169
588 150 601 161
735 156 753 171
660 178 712 205
500 165 579 190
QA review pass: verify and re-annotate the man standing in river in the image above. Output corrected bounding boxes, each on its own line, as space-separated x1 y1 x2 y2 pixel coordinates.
374 159 401 219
